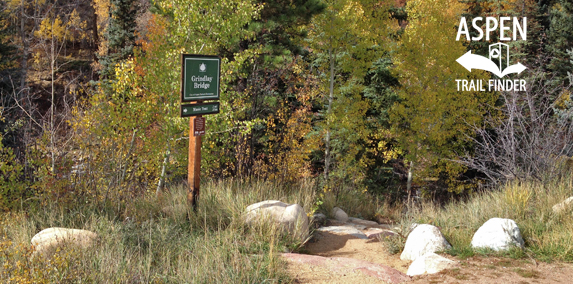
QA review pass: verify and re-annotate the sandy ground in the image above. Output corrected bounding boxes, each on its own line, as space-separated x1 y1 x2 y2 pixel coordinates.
285 223 573 284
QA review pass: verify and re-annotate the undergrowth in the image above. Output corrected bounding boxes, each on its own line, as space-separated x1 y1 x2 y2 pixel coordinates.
0 179 316 283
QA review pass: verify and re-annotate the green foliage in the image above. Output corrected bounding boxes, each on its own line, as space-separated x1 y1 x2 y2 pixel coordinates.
215 0 325 180
362 57 402 196
71 61 161 204
547 0 573 87
382 233 405 255
391 0 497 194
248 0 325 61
0 132 26 211
142 0 263 179
70 0 265 202
364 57 400 128
0 3 16 74
0 2 21 156
99 0 139 79
307 0 397 188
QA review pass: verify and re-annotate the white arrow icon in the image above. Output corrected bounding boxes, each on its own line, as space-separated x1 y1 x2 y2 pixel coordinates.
456 51 527 78
184 109 187 113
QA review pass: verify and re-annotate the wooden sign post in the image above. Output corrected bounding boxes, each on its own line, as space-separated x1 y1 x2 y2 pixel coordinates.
180 54 221 209
187 115 202 207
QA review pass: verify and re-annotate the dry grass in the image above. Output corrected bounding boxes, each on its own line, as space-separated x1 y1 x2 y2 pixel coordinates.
396 177 573 262
0 179 316 283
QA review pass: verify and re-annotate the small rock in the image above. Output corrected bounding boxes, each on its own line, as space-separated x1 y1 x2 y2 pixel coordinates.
332 207 349 222
471 218 524 251
407 252 459 276
400 224 451 261
553 196 573 214
31 228 98 255
317 225 368 239
245 200 309 242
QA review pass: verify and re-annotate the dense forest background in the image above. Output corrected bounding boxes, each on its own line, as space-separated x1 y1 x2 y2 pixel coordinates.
1 0 572 210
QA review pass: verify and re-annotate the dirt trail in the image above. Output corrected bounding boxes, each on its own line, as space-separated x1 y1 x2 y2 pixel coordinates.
284 221 573 284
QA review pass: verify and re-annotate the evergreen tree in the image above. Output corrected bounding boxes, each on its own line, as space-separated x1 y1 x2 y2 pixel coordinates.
214 0 326 177
547 0 573 87
253 0 325 58
362 56 401 195
99 0 138 79
306 0 396 186
0 2 19 146
0 1 17 88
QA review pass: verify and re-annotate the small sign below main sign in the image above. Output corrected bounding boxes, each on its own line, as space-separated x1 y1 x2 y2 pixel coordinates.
194 117 205 136
180 102 220 117
181 54 221 102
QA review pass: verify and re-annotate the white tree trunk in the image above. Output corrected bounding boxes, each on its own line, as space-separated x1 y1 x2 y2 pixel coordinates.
407 161 413 193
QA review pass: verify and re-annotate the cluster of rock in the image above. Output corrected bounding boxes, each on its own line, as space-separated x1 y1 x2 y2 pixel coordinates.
400 217 525 276
399 224 458 276
31 197 559 281
243 200 531 279
243 201 400 243
199 196 570 281
245 201 524 278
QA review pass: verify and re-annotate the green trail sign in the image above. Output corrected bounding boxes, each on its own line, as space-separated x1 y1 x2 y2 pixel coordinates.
180 102 220 117
181 54 221 102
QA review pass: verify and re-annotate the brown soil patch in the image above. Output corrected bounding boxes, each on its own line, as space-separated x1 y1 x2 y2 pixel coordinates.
283 253 410 284
304 230 410 273
285 223 573 284
410 257 573 284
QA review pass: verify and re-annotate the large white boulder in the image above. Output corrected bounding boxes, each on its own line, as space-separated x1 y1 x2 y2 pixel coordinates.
245 200 309 242
400 224 451 261
471 218 524 251
332 207 349 222
31 227 98 255
553 196 573 214
407 252 459 276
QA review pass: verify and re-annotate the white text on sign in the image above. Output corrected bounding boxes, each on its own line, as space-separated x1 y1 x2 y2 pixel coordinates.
456 17 527 41
192 75 213 90
455 79 527 91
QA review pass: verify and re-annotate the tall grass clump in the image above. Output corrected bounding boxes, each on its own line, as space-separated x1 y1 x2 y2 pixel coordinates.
396 176 573 262
0 179 316 283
